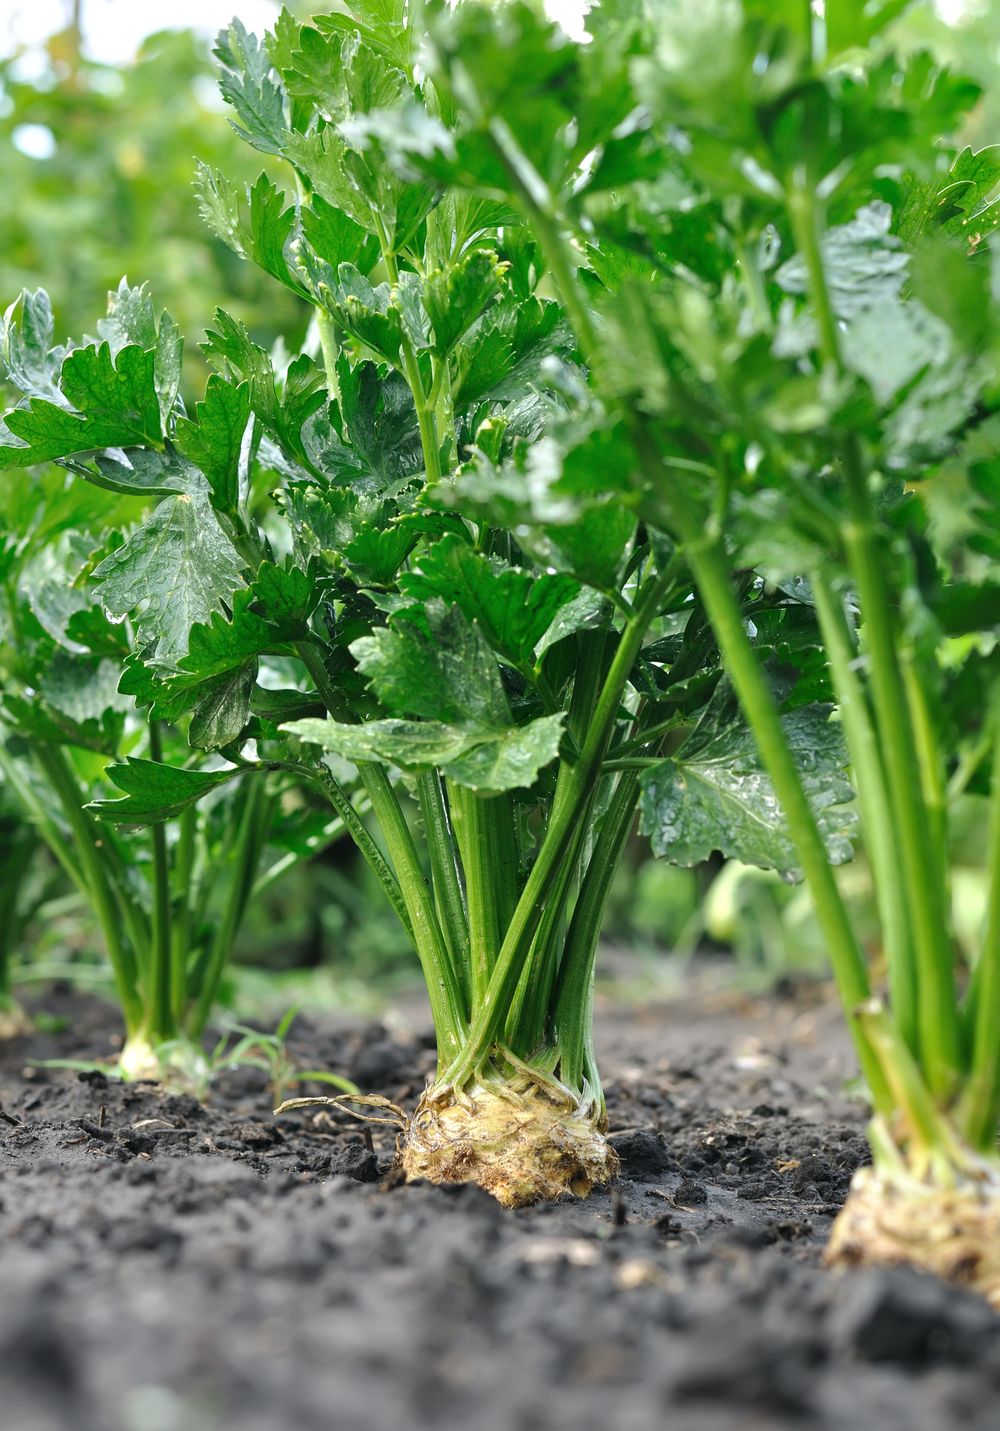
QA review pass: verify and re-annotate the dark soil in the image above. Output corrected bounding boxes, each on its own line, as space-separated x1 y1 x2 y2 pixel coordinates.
2 975 998 1431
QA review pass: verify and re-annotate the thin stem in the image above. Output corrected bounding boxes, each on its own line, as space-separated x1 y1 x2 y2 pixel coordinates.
504 836 583 1056
0 827 33 1002
418 773 470 991
171 806 197 1023
32 744 143 1034
449 783 501 1010
674 532 891 1112
361 761 467 1063
811 572 917 1055
788 185 960 1096
315 308 341 406
0 739 86 892
552 771 641 1087
310 764 412 939
857 1001 965 1174
294 641 464 1055
189 777 270 1037
489 79 888 1115
146 724 176 1044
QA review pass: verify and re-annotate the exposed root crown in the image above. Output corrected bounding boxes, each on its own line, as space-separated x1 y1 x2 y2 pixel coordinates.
402 1082 618 1208
0 1001 30 1040
826 1165 1000 1308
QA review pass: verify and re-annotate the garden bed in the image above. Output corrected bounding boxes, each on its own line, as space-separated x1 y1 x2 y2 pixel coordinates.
2 974 997 1431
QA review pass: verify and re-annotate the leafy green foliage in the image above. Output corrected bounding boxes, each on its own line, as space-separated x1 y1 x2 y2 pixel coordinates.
640 694 855 881
0 28 306 399
11 0 998 1147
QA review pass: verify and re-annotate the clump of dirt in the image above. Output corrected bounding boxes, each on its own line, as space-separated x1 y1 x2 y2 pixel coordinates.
1 977 997 1431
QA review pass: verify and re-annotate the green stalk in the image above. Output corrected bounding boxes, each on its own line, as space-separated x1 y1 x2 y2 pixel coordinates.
360 761 467 1062
32 744 143 1034
311 763 412 939
671 530 890 1111
505 168 888 1106
505 815 590 1054
170 805 197 1023
308 287 464 1029
146 724 176 1045
787 186 960 1096
315 309 341 406
552 771 640 1087
449 783 501 1009
0 739 86 893
961 704 1000 1149
188 777 270 1037
811 572 917 1054
418 772 470 987
440 572 671 1087
858 1000 968 1180
296 631 466 1059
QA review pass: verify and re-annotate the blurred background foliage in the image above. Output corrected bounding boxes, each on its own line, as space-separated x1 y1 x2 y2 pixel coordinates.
1 0 998 1016
0 17 309 397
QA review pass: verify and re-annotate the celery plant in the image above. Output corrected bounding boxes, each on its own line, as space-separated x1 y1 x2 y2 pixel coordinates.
0 459 347 1079
0 3 856 1199
408 0 1000 1286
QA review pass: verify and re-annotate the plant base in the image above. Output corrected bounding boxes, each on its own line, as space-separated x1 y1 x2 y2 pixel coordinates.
0 999 30 1039
825 1165 1000 1308
401 1082 618 1208
119 1033 163 1082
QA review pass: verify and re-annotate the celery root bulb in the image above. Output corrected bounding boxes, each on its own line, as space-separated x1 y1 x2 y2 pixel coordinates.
826 1165 1000 1308
401 1082 618 1207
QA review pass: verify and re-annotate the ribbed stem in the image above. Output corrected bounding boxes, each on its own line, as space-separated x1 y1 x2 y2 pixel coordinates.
811 572 917 1054
32 744 143 1035
146 724 176 1045
787 186 960 1097
553 771 640 1087
440 572 671 1087
189 777 271 1037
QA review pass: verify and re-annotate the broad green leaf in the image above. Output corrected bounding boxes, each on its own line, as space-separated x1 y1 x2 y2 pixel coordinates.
776 202 908 320
173 375 252 513
195 166 309 298
314 2 411 74
398 533 579 669
351 600 510 726
1 289 67 403
89 447 200 499
1 343 163 468
91 487 246 668
341 523 418 585
313 359 422 494
1 654 130 754
323 264 404 366
202 310 325 470
188 664 257 750
284 712 564 793
96 280 182 424
638 694 855 882
96 278 157 352
423 251 507 356
89 758 242 823
214 18 287 155
301 194 379 272
177 565 314 682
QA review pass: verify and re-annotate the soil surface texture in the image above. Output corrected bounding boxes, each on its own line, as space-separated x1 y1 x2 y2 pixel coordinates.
2 975 998 1431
